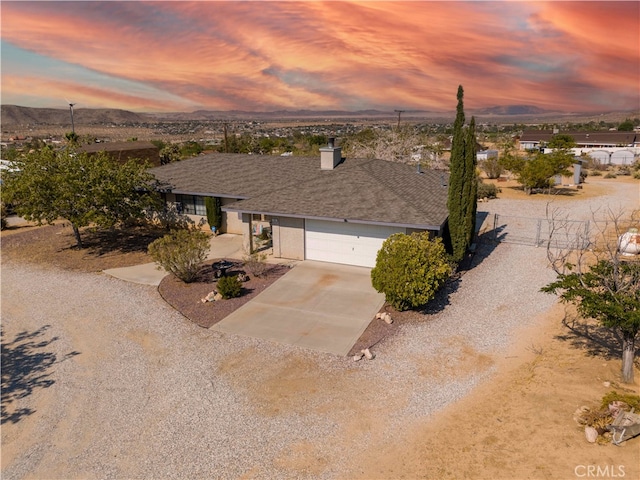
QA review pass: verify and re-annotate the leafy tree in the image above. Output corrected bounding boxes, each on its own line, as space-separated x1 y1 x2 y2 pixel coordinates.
447 85 478 262
547 133 576 149
503 142 575 194
1 147 160 248
371 232 452 311
159 144 181 165
148 228 210 283
542 207 640 383
617 118 634 131
1 145 20 161
543 260 640 383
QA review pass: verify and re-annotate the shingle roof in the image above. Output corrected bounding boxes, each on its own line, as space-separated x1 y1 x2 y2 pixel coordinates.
149 153 449 229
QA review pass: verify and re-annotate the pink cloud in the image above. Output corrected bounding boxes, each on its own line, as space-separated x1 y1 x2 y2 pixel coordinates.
1 1 638 112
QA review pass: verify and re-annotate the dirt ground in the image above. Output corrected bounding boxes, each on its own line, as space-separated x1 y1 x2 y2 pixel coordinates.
347 304 640 479
2 175 639 479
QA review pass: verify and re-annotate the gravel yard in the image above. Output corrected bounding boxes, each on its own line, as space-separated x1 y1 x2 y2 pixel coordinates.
2 177 638 479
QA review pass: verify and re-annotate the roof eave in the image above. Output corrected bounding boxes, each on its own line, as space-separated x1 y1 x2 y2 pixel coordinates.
222 206 446 231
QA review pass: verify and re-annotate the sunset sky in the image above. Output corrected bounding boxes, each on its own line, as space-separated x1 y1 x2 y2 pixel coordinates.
1 1 638 113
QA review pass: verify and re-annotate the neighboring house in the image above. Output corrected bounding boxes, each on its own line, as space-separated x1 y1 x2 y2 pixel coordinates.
519 130 640 150
518 131 639 166
79 141 160 166
149 141 450 268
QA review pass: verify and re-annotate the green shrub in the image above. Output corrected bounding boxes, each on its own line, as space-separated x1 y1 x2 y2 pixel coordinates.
217 274 242 299
0 203 7 230
633 171 640 180
371 233 452 311
205 196 222 232
600 391 640 411
477 181 500 199
148 228 210 283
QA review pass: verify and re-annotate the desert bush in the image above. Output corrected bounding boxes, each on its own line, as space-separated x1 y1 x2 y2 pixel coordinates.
371 232 452 311
0 203 7 230
480 156 503 179
148 229 210 283
477 181 499 199
604 172 617 179
243 251 269 277
589 169 602 176
616 165 631 176
600 391 640 411
217 275 242 299
633 171 640 180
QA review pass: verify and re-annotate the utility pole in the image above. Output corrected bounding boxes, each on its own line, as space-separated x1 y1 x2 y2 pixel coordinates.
394 109 405 130
69 103 76 133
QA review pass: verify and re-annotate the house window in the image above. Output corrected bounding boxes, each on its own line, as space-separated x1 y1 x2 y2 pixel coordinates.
177 195 206 216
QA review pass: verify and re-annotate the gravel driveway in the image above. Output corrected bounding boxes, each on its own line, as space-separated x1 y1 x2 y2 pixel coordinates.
2 178 637 479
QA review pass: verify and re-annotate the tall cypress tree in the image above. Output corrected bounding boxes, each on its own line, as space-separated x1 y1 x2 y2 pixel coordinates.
447 86 478 263
464 116 478 248
447 85 468 262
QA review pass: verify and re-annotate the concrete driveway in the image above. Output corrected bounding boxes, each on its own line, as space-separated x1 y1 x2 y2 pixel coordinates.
212 261 385 356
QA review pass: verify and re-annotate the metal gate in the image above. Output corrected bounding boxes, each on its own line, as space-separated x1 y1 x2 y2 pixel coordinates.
487 214 591 249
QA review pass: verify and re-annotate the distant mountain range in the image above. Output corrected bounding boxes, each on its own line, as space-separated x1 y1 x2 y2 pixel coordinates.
1 104 634 127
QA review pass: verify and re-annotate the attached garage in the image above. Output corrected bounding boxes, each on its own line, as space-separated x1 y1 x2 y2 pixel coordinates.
305 219 405 268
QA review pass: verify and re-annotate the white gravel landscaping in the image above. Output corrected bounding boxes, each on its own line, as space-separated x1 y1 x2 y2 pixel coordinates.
2 178 637 479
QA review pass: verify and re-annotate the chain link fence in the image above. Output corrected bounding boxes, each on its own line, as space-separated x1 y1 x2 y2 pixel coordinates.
484 214 591 249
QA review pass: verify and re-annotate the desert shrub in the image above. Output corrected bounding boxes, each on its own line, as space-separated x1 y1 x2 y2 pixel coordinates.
480 156 503 179
243 251 269 277
589 169 602 176
633 171 640 180
148 228 210 283
616 165 631 176
371 232 452 311
600 391 640 411
217 274 242 299
0 203 7 230
604 172 617 179
477 181 499 199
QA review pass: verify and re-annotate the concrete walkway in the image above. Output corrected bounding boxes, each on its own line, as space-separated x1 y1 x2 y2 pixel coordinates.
212 261 384 356
103 234 245 285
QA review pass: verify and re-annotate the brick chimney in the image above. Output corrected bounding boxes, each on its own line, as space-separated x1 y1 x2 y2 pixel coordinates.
320 137 342 170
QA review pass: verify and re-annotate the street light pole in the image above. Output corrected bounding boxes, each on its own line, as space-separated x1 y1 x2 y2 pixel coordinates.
69 103 76 134
394 109 405 130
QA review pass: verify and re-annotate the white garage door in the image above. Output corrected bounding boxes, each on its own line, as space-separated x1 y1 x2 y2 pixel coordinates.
305 219 404 267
